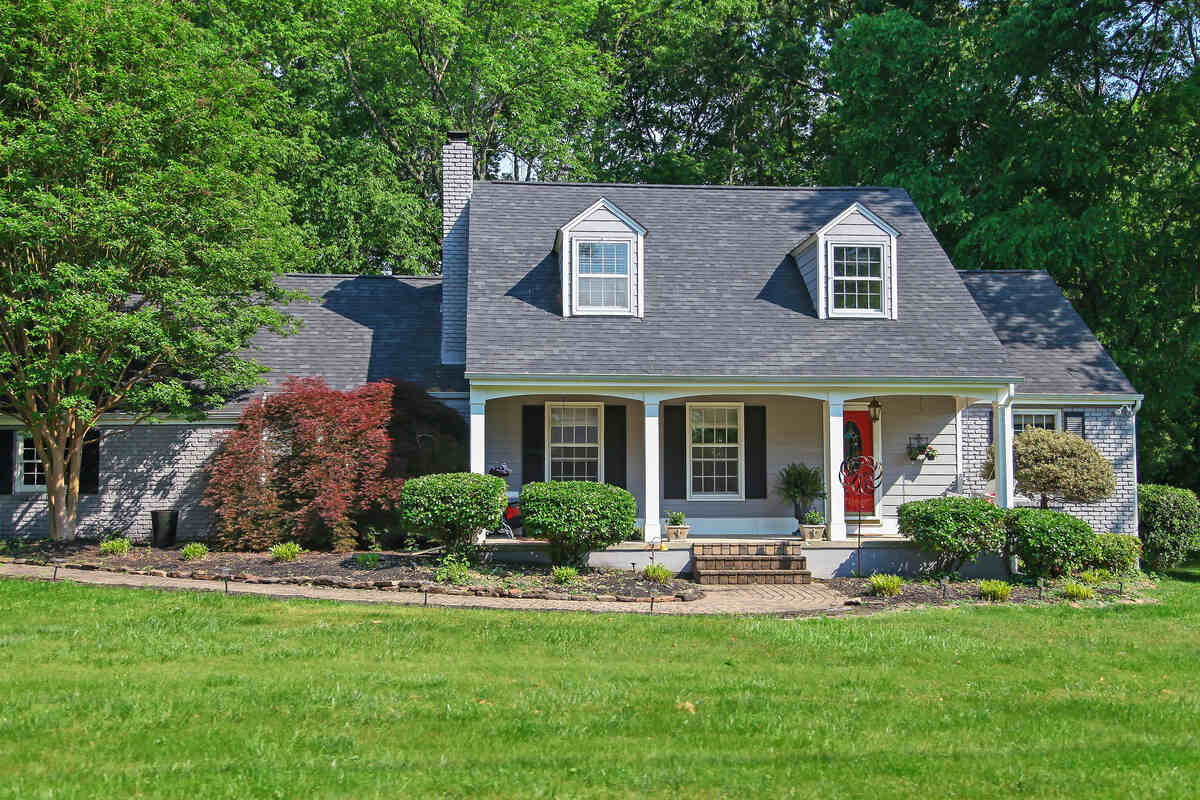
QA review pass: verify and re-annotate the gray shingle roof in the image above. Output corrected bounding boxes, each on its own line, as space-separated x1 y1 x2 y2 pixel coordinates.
465 182 1017 381
223 274 463 411
959 270 1136 395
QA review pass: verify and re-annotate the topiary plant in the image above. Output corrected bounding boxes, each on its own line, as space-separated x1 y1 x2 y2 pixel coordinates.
1137 484 1200 571
399 473 507 553
898 496 1006 575
521 481 637 566
1006 508 1099 578
1003 428 1115 509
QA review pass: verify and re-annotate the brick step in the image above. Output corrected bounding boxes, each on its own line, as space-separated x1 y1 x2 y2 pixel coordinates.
693 556 808 571
692 542 804 557
694 569 813 585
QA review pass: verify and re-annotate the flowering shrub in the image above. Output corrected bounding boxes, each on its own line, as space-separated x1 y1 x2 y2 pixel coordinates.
205 378 405 551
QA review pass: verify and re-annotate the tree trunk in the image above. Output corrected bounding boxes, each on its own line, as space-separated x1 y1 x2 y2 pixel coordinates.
39 426 83 541
1040 493 1050 509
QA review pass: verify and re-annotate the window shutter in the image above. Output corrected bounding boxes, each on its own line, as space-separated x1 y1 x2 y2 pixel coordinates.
985 409 994 443
663 405 686 499
0 431 13 495
1064 411 1086 439
603 405 627 488
744 405 767 499
80 433 100 495
521 405 545 483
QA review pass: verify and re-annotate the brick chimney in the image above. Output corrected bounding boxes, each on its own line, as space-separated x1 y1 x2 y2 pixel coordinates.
440 131 472 366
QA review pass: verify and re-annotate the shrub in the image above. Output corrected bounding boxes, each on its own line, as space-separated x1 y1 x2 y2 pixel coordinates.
180 542 208 561
1006 508 1099 578
269 541 303 562
803 511 825 525
898 496 1006 574
641 563 673 584
1061 581 1095 601
354 552 381 569
399 473 507 553
775 463 826 515
205 378 405 552
867 573 902 598
664 510 687 526
434 553 471 585
978 579 1012 602
987 428 1116 508
1091 533 1141 574
1138 484 1200 571
99 537 130 556
551 566 578 585
521 481 637 566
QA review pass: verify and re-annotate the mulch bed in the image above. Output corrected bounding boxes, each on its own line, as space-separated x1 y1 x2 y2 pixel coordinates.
0 541 703 603
828 576 1142 608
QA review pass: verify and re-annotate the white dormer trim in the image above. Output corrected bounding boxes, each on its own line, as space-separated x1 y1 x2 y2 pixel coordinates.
557 197 646 319
792 202 900 321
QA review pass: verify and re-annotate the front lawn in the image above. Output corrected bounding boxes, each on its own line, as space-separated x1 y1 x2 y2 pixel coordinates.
1 567 1199 798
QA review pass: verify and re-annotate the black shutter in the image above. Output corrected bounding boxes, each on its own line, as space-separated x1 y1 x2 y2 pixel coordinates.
985 408 994 443
1064 411 1086 439
604 405 627 488
80 433 100 495
663 405 686 499
744 405 767 499
521 405 545 484
0 431 13 495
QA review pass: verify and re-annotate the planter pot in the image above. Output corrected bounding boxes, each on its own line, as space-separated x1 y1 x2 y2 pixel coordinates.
799 524 826 542
664 524 690 541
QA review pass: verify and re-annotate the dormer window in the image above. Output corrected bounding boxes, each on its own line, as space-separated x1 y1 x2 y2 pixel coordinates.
557 198 646 318
831 245 884 315
790 202 900 320
575 241 631 313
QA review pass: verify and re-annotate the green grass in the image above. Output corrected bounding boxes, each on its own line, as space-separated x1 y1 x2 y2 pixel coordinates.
2 570 1200 799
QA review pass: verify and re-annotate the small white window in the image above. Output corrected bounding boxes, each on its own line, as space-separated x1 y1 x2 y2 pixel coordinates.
831 245 884 315
687 403 743 500
17 435 46 491
546 403 603 482
574 241 631 313
1013 410 1061 433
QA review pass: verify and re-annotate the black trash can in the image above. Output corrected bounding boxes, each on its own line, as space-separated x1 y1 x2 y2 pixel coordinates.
150 510 179 548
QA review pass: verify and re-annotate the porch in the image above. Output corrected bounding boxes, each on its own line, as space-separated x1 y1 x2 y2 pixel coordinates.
467 380 1018 542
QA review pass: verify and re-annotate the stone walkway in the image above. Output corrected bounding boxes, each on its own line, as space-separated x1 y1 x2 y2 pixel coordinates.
0 563 848 617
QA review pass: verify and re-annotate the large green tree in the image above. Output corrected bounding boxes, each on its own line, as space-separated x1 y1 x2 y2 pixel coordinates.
0 0 312 539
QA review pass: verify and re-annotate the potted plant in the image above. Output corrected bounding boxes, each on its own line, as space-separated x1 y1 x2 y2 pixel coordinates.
775 463 827 536
801 510 827 541
907 436 936 462
664 510 690 541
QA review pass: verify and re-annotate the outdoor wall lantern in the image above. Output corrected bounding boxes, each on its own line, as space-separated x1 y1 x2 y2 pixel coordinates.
868 397 882 422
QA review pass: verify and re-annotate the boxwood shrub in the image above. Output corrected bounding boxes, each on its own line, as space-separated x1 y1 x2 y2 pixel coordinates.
520 481 637 566
897 496 1006 575
1007 508 1098 578
399 472 507 552
1138 483 1200 571
1090 533 1141 574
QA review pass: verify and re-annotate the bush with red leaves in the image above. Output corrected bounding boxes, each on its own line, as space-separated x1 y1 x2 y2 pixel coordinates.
205 377 426 551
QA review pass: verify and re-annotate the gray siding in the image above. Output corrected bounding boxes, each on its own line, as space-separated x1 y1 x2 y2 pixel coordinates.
440 140 471 365
824 211 893 318
794 240 819 315
958 403 1138 534
564 203 640 317
0 424 230 541
876 395 959 519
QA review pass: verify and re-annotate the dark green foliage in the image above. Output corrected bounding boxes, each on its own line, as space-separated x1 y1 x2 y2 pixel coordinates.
399 473 507 553
775 463 826 515
1138 484 1200 571
1091 533 1142 575
1007 509 1099 578
898 497 1006 574
520 481 637 567
1012 429 1115 509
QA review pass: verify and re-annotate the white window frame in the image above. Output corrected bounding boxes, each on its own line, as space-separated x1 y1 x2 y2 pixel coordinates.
14 434 46 493
828 242 888 319
572 238 634 315
544 402 605 483
1013 408 1062 434
685 402 745 501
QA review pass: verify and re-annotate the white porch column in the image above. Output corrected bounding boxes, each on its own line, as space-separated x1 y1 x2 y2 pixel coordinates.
825 398 847 541
992 390 1015 508
469 390 486 475
643 400 662 542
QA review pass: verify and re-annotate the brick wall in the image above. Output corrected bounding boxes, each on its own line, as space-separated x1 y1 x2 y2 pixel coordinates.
440 135 472 365
0 424 230 542
959 403 1138 534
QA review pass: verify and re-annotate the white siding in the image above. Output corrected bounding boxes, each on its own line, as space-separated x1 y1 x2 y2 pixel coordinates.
876 395 959 519
561 202 642 317
824 215 893 318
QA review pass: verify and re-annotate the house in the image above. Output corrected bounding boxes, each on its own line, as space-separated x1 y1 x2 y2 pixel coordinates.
0 132 1141 548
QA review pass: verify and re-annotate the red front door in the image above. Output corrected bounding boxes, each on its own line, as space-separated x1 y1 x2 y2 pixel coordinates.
843 411 876 515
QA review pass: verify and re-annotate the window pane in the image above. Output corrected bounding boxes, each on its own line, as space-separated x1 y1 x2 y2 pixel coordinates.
689 406 741 496
1015 413 1057 432
578 242 628 275
578 276 628 309
21 436 46 487
833 276 883 311
548 406 601 482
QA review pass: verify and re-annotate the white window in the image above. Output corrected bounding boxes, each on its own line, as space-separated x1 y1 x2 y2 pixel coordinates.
1013 410 1061 433
17 435 46 491
546 403 603 482
574 241 631 314
831 245 885 315
687 403 743 500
